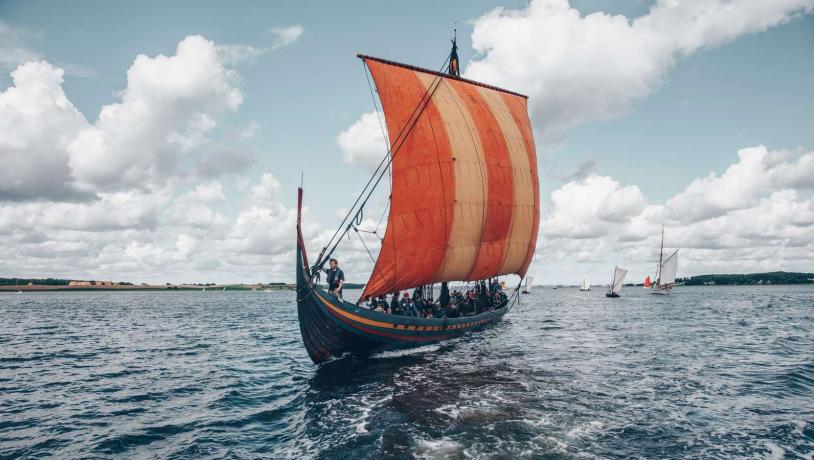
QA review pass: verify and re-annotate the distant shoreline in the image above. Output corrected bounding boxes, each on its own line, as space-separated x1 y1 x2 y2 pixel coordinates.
0 284 294 292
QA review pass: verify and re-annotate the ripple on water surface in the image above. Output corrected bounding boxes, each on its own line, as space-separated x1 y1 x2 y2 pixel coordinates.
1 286 813 458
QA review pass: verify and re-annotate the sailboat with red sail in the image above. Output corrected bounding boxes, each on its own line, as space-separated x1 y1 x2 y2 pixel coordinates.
294 36 540 363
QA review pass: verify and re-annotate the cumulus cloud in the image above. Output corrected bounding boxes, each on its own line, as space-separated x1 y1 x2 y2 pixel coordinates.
537 145 814 282
465 0 814 138
0 61 92 201
666 146 814 223
268 25 304 50
67 35 243 192
167 182 226 229
0 34 312 283
337 111 388 170
1 34 252 205
0 188 168 234
543 174 646 238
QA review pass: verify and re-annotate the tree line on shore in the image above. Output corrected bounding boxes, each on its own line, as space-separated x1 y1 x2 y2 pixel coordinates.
676 271 814 286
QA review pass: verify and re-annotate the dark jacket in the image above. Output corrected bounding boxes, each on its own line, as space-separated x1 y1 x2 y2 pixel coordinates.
323 267 345 293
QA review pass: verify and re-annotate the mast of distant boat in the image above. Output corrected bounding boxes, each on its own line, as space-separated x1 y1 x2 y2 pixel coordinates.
656 225 664 288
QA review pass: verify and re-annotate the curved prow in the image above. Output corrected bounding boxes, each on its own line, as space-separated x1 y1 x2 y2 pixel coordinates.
296 187 310 294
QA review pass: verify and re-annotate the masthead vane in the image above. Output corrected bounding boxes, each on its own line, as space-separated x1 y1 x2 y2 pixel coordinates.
448 28 460 78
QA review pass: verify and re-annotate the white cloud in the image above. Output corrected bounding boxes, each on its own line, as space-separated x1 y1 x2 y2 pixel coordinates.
535 145 814 283
337 111 388 170
67 35 243 192
0 188 168 234
0 35 309 283
0 61 91 201
216 44 267 65
268 25 304 50
666 145 814 223
543 174 645 238
465 0 814 139
167 182 226 229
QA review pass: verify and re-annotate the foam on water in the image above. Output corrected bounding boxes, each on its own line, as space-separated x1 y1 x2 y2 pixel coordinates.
370 344 441 359
1 286 813 458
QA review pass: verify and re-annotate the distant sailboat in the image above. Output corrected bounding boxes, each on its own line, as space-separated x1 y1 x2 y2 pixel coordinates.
222 286 226 291
579 278 591 291
643 276 651 289
522 276 534 294
202 287 206 292
651 227 679 295
606 266 628 298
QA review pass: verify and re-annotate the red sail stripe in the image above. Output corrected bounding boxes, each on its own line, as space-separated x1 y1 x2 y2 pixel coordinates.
501 93 539 277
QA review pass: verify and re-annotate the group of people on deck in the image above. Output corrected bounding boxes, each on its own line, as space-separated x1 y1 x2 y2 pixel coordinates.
358 279 508 319
322 258 509 318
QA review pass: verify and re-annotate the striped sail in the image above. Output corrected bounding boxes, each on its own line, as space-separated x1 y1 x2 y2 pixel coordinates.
360 56 540 299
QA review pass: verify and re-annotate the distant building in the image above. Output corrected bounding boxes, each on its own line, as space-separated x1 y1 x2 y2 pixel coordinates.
69 280 92 286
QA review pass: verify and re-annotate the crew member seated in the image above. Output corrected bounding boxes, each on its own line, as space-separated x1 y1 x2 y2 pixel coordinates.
400 292 417 317
376 295 390 313
489 279 501 294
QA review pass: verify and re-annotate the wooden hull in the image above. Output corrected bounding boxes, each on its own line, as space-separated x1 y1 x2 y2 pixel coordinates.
296 283 512 364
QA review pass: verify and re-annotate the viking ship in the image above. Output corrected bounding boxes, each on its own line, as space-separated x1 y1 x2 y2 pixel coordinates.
295 36 539 364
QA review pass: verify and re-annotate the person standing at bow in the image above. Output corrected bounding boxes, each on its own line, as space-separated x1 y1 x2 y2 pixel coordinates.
322 258 345 299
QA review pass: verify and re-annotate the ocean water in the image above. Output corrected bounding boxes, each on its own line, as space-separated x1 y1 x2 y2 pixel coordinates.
1 286 812 459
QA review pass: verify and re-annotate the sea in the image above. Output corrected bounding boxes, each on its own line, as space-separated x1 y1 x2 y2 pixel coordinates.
1 285 812 459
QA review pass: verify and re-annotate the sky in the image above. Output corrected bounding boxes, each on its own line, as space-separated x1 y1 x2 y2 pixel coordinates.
1 0 813 285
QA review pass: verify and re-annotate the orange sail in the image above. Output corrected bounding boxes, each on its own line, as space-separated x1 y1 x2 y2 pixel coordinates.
644 276 652 288
360 56 539 299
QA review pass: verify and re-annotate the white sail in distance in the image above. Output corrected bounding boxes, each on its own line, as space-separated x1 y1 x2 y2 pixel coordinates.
524 276 534 293
611 267 628 294
580 278 591 291
659 250 679 286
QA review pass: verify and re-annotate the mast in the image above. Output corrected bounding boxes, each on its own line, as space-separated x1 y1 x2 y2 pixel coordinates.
656 226 664 287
